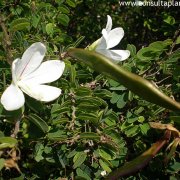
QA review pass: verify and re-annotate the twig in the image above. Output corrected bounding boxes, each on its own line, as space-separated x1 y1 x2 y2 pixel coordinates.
144 68 160 78
168 28 180 55
156 76 171 85
0 13 13 64
11 116 22 138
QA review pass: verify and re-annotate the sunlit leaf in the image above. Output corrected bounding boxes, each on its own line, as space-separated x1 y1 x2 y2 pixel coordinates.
73 152 87 169
0 137 17 149
10 18 30 32
58 14 70 26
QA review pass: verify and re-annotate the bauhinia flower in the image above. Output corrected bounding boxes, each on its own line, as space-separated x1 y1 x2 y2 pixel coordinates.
1 42 65 111
92 15 130 63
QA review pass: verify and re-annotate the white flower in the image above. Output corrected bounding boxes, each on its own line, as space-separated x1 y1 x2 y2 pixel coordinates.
1 42 65 111
95 15 130 63
101 170 107 176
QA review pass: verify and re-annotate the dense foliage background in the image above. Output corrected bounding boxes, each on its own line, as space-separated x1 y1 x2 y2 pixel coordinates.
0 0 179 179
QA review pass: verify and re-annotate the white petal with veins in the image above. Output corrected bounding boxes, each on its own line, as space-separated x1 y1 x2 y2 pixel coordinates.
0 42 65 111
21 60 65 85
15 42 46 80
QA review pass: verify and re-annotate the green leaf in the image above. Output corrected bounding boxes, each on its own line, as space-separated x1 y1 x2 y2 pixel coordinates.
109 79 120 87
66 0 76 7
67 149 77 158
137 47 159 61
73 152 87 169
110 86 126 91
163 15 175 25
139 123 150 135
170 116 180 124
77 113 99 124
99 159 112 173
135 107 144 115
70 63 77 85
10 18 30 32
167 49 180 63
149 41 168 51
176 36 180 44
51 106 70 118
138 116 145 123
80 132 100 140
32 15 40 28
77 97 104 107
76 168 91 180
98 147 116 160
26 96 44 113
28 114 49 133
127 44 136 57
94 89 112 99
68 48 180 111
58 5 70 14
75 87 92 97
0 137 17 149
51 101 71 117
163 39 173 46
58 14 70 26
46 23 54 35
47 128 67 141
52 118 69 125
104 117 117 126
117 93 126 109
167 162 180 173
110 92 120 104
127 117 138 123
0 158 5 170
34 143 44 162
125 125 139 137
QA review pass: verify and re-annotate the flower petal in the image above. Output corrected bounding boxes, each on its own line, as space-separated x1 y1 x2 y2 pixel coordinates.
105 15 112 32
96 49 113 59
106 28 124 49
0 84 25 111
96 36 107 50
14 42 46 80
110 50 130 61
102 29 108 40
96 49 130 63
19 84 61 102
12 58 20 85
21 60 65 85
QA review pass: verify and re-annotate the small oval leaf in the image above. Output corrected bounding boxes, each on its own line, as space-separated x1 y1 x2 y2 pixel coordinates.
10 18 30 32
58 14 70 26
73 152 87 169
28 114 49 133
0 137 18 149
